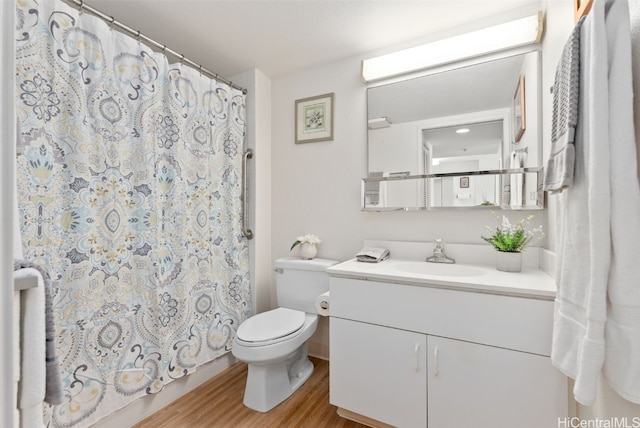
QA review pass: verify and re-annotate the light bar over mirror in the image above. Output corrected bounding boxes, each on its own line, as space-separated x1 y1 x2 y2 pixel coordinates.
361 11 544 83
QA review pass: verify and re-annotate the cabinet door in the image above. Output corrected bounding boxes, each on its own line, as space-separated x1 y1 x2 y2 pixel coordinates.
330 317 427 428
427 336 567 428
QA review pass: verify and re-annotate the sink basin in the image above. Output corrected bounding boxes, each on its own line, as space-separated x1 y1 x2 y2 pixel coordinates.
393 261 486 277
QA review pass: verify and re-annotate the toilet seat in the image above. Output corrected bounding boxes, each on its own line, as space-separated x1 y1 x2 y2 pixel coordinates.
236 308 306 346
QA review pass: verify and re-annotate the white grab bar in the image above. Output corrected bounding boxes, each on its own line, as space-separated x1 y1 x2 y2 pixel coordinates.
242 149 254 239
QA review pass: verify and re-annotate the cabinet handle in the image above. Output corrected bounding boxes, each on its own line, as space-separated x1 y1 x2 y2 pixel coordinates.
433 347 440 378
414 343 420 372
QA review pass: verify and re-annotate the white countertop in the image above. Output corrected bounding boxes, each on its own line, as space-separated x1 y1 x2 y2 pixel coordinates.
327 258 557 299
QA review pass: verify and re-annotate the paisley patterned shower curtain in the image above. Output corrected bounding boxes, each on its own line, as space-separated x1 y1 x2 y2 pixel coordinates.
15 1 250 426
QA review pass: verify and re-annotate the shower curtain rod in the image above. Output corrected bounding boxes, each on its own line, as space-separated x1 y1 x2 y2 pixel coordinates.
61 0 247 94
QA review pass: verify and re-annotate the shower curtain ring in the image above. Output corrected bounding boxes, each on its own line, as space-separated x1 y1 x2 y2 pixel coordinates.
78 0 84 14
198 65 202 76
136 30 141 44
109 16 115 30
180 54 185 66
161 44 166 55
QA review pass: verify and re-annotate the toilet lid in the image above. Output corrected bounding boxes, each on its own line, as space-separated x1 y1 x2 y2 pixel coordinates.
236 308 306 343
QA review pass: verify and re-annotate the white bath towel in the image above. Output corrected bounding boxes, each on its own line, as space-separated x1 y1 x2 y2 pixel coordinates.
552 0 640 406
13 289 21 428
603 0 640 404
630 0 640 179
14 268 46 428
551 0 610 406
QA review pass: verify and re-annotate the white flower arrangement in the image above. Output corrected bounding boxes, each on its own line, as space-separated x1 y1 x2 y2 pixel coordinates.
290 234 321 251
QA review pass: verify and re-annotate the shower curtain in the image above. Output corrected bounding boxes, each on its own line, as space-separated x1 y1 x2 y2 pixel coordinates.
14 1 250 426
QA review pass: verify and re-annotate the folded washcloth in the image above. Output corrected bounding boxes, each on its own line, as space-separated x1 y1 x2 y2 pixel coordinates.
356 247 390 263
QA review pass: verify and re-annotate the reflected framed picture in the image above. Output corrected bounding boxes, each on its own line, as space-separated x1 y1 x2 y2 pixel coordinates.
295 93 334 144
513 74 526 142
460 176 469 188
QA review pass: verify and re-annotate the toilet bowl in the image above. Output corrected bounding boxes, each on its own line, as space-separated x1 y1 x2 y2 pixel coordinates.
231 257 338 412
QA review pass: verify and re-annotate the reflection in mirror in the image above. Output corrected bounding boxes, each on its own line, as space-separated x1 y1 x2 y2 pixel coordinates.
427 121 502 207
366 50 541 210
361 171 543 211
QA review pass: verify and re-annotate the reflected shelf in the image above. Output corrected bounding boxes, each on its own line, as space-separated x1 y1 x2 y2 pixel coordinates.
361 168 543 211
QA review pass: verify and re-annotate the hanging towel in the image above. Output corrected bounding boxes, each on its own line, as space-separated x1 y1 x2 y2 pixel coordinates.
14 267 46 428
13 284 21 428
603 0 640 404
508 150 525 206
543 17 585 193
13 260 64 406
551 0 640 406
551 0 610 406
365 172 383 206
630 0 640 179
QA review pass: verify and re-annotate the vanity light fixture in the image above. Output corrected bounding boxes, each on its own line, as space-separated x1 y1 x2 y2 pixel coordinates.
368 117 392 129
361 11 544 83
456 128 470 134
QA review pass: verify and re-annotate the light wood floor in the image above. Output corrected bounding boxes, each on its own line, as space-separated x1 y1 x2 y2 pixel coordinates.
133 357 369 428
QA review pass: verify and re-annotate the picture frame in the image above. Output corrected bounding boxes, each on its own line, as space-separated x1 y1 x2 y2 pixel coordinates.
295 93 334 144
513 74 526 142
460 176 469 189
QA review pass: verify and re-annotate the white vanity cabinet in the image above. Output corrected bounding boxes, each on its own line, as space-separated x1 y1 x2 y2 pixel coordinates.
331 317 428 427
329 275 568 428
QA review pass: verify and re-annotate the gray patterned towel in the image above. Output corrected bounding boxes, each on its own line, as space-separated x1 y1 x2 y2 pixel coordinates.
544 17 586 193
14 259 64 405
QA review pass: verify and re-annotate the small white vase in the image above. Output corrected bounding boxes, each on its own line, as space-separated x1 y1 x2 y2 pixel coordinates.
299 243 317 260
496 251 522 272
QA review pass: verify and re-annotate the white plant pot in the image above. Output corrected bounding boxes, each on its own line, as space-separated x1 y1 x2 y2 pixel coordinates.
299 243 317 260
496 251 522 272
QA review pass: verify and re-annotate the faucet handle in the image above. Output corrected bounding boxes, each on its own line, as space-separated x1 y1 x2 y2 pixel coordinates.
434 238 444 249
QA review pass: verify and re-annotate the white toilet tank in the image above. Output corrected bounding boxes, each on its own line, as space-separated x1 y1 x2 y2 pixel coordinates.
274 257 338 314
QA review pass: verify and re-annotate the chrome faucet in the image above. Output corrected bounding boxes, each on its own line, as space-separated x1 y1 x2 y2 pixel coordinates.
426 238 455 264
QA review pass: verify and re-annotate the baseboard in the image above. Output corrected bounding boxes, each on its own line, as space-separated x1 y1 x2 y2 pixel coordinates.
336 408 395 428
308 341 329 361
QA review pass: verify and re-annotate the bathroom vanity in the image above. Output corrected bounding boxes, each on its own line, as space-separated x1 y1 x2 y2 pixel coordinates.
327 243 568 428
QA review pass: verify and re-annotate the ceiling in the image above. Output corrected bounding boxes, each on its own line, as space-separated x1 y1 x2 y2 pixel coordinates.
87 0 540 80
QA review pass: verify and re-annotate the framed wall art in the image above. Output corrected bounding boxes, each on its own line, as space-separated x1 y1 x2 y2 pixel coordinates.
295 93 334 144
513 74 526 142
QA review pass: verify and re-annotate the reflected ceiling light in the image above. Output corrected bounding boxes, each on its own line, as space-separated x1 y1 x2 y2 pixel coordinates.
361 11 543 83
456 128 470 134
368 117 392 129
432 159 440 166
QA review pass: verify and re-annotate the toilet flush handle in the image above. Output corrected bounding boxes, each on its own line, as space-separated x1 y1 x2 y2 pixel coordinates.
274 268 283 274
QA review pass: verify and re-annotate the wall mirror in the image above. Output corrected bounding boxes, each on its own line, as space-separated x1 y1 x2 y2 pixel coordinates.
365 50 542 210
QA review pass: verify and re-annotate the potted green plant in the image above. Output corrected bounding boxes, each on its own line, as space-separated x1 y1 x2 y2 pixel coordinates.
482 212 544 272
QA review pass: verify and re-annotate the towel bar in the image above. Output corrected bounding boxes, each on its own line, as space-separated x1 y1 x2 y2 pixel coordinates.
14 276 38 291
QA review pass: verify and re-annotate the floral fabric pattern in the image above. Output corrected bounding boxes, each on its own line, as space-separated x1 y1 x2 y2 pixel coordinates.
15 1 250 426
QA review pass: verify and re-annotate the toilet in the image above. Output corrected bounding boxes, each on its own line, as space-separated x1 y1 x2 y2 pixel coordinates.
231 257 338 412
